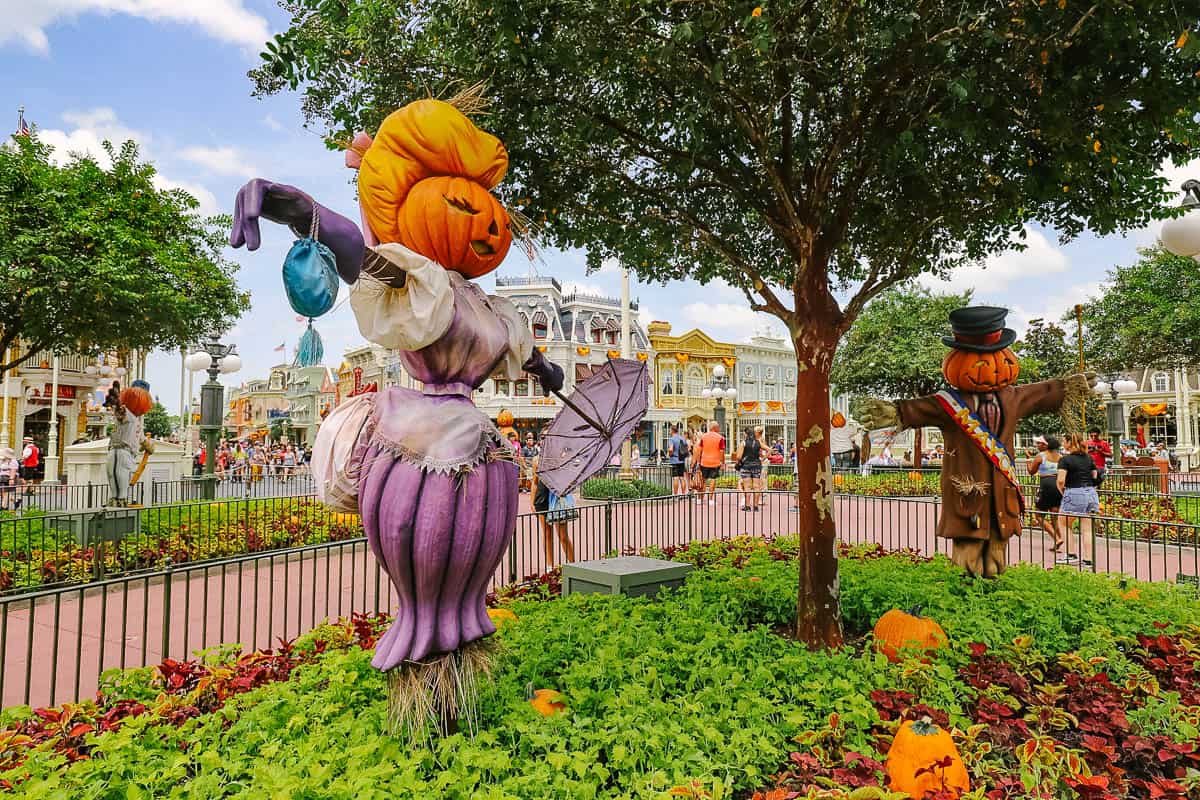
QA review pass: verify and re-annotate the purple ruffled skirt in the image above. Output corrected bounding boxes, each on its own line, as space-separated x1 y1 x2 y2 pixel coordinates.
358 440 517 670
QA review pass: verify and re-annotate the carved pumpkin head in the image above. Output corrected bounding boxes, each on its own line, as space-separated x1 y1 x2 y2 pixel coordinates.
497 409 515 428
395 176 512 278
941 347 1021 392
355 99 512 278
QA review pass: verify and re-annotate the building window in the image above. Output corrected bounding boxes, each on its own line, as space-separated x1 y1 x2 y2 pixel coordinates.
591 326 603 344
606 330 618 346
763 384 778 402
661 367 674 396
495 379 510 396
532 311 549 340
1145 409 1177 446
686 367 706 397
515 379 530 397
1152 372 1170 393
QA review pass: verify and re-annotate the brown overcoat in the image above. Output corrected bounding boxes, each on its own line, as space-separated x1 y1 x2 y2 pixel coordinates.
896 379 1065 543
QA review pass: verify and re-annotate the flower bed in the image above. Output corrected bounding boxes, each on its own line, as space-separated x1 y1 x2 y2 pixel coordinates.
579 477 671 500
0 499 361 592
5 536 1198 798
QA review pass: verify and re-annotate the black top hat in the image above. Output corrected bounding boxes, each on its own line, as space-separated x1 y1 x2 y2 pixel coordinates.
941 306 1017 353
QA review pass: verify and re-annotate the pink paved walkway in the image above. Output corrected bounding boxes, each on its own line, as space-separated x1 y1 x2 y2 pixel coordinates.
2 493 1196 709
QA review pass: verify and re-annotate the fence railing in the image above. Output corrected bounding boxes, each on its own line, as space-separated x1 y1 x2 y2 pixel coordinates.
2 490 1197 711
1 469 316 512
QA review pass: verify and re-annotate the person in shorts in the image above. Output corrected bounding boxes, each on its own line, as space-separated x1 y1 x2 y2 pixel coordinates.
532 456 577 568
665 424 690 496
1056 433 1098 568
695 422 726 505
1026 435 1064 551
735 426 764 511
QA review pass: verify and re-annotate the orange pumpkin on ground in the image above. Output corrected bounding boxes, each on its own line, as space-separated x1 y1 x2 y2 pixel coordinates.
941 346 1021 392
119 387 152 417
907 470 923 481
394 176 512 278
528 688 566 716
885 718 970 798
873 606 948 663
833 474 846 487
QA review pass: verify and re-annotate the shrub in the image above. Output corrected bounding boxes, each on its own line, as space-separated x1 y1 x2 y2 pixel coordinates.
579 478 670 500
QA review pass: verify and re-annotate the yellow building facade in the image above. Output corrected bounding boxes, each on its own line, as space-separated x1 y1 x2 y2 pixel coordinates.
647 321 737 435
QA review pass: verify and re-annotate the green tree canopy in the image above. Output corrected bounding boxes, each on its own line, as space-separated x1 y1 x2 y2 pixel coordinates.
0 134 250 372
141 401 174 440
1013 317 1103 437
255 0 1200 646
832 286 969 400
1078 247 1200 373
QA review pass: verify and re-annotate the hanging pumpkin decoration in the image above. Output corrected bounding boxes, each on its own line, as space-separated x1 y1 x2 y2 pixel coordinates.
636 352 649 361
872 606 948 663
394 176 512 278
831 411 847 428
941 347 1021 392
527 686 566 716
496 409 515 428
576 346 591 357
1140 403 1168 417
885 718 970 798
607 349 621 359
119 386 153 417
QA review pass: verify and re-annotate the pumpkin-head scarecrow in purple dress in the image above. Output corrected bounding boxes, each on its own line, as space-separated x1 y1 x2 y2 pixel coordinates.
230 94 564 738
857 307 1094 578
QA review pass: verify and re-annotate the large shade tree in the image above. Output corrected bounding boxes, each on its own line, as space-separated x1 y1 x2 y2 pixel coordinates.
1078 247 1200 373
255 0 1200 646
0 134 249 373
832 286 970 467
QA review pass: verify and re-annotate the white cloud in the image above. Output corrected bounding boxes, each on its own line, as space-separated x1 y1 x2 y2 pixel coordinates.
179 145 258 178
0 0 271 54
1008 281 1104 336
38 106 221 215
263 114 284 133
561 281 608 298
680 301 773 343
919 225 1069 294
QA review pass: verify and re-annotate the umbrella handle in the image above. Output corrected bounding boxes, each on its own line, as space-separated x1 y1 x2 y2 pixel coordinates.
551 390 610 437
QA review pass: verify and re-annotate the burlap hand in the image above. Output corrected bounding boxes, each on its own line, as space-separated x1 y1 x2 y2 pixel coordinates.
857 398 900 431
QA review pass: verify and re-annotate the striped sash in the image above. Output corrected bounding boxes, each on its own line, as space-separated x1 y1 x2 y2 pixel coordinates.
934 389 1025 512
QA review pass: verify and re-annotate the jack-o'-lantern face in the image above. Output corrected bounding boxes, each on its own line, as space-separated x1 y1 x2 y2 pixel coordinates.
395 176 512 278
942 347 1021 392
497 409 515 428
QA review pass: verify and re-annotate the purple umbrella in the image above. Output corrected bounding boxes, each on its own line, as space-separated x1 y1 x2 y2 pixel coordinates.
538 358 649 496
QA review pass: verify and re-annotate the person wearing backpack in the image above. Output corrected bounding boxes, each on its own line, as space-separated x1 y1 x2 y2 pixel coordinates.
666 424 689 496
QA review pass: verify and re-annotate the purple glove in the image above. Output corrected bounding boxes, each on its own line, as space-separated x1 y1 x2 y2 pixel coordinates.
523 348 564 395
230 179 365 283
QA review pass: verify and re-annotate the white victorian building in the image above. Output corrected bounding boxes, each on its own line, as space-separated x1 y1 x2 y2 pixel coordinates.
475 275 671 455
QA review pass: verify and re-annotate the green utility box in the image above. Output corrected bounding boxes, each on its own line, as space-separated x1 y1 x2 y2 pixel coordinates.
562 556 693 598
47 508 141 547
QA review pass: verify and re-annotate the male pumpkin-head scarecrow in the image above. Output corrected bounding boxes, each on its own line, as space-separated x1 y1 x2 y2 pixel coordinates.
860 306 1094 577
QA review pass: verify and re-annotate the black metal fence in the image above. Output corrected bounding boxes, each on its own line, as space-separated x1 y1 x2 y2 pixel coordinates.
2 490 1198 711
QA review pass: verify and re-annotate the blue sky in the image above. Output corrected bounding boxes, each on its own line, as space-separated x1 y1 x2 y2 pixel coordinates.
0 1 1184 415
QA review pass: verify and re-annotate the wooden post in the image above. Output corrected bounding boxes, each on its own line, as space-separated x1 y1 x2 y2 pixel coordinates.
1074 304 1086 430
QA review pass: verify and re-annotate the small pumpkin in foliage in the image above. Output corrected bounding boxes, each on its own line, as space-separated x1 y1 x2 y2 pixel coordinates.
885 717 970 798
941 346 1021 392
907 470 923 481
873 606 947 663
833 474 846 488
527 684 566 716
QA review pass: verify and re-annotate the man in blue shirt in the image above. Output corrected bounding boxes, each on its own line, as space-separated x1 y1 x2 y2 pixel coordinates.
665 424 689 496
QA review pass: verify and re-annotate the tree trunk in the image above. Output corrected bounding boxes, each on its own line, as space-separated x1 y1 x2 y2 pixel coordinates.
790 320 844 649
913 427 923 469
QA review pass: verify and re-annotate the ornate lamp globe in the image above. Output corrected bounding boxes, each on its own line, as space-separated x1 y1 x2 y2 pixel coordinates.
1113 379 1138 395
186 352 212 372
724 387 738 400
700 387 713 399
1159 180 1200 261
219 354 242 374
712 364 727 380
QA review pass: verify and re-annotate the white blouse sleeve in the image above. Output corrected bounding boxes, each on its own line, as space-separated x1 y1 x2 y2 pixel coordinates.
487 294 533 380
348 243 454 351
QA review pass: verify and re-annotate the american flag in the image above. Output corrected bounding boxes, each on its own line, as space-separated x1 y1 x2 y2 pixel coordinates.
14 107 30 137
274 342 286 353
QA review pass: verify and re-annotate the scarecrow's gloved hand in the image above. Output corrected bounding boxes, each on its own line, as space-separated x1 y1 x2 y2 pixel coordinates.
523 348 564 395
230 179 364 283
857 398 900 431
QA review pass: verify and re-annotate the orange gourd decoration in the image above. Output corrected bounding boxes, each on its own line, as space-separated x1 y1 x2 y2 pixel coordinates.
872 606 948 663
833 474 846 487
119 387 152 417
885 718 970 798
941 347 1021 392
357 99 512 278
907 470 923 480
831 411 847 428
528 687 566 716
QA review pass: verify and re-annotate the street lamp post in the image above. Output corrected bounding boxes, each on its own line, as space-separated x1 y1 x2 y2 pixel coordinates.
1093 375 1137 461
186 334 241 500
701 364 738 444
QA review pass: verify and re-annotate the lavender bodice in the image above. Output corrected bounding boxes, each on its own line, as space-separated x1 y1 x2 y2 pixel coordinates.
398 277 517 391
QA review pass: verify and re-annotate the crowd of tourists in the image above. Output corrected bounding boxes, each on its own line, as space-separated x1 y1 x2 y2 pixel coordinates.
192 440 312 482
